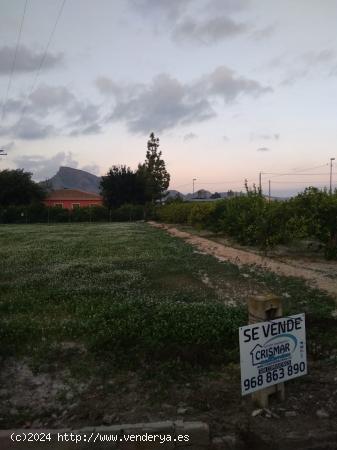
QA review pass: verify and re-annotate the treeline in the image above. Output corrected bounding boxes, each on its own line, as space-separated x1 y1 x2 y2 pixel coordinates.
157 187 337 259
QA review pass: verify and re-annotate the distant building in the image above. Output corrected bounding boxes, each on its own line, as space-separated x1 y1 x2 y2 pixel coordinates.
44 189 103 209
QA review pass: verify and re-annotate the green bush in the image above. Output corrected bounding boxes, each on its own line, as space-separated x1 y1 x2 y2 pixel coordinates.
0 204 146 224
155 188 337 259
112 203 144 221
188 202 216 229
157 202 194 223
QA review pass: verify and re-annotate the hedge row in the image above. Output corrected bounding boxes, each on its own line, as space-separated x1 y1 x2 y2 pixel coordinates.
0 203 152 223
157 188 337 259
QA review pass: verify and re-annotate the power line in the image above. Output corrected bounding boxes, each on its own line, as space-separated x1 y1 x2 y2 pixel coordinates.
264 172 333 176
197 180 244 185
264 163 330 181
1 0 29 120
270 180 330 184
17 0 67 124
173 179 245 190
286 163 328 173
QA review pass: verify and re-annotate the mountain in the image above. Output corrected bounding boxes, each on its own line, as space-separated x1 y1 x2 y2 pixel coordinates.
40 166 101 194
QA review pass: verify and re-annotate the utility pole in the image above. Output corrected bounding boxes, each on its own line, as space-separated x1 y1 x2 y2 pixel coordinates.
330 158 335 195
192 178 196 197
259 172 262 196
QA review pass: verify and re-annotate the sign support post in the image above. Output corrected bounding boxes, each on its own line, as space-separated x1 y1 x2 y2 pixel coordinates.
248 294 285 408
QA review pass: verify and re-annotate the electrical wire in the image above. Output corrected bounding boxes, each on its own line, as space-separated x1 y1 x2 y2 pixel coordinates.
1 0 29 120
269 180 330 184
264 163 330 180
17 0 67 124
288 163 329 172
264 172 333 176
197 180 245 185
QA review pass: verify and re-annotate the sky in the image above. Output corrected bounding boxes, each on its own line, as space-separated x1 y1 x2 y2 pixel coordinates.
0 0 337 196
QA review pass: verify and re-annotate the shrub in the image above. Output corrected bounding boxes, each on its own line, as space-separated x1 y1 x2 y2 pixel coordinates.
188 202 216 229
112 203 144 221
157 202 194 223
155 188 337 259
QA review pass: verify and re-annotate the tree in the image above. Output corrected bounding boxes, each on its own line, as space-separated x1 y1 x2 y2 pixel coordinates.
138 132 170 202
100 165 147 208
0 169 46 206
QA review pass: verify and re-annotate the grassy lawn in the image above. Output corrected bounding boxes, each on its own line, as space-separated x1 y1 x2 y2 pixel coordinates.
0 222 336 430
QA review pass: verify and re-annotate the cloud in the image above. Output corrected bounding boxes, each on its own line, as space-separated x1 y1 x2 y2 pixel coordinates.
256 147 271 152
1 141 15 152
130 0 254 46
102 67 271 134
173 15 248 44
223 135 229 141
69 123 102 137
278 49 337 85
14 152 79 180
301 49 335 65
3 66 271 139
0 45 63 75
251 132 279 141
199 65 272 102
330 65 337 77
1 84 102 139
129 0 192 21
184 132 197 141
95 77 144 101
95 77 121 96
251 24 275 41
0 117 55 140
27 84 76 115
108 73 216 134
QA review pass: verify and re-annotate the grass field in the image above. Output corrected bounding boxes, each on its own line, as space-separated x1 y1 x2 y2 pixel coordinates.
0 222 336 430
1 222 336 363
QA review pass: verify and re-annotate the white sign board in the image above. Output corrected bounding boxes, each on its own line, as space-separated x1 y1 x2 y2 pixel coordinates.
239 313 307 395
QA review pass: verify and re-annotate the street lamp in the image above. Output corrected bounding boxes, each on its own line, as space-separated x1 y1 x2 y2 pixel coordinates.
330 158 335 195
192 178 196 197
0 149 7 157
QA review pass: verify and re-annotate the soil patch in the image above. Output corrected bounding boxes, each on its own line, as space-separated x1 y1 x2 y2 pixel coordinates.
148 222 337 301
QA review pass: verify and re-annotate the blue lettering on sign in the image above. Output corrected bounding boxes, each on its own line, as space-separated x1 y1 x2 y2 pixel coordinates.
250 333 297 366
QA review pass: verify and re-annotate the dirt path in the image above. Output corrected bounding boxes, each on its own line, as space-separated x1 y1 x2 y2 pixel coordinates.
148 222 337 301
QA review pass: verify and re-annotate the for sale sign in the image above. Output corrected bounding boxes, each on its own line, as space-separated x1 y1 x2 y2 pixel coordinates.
239 313 307 395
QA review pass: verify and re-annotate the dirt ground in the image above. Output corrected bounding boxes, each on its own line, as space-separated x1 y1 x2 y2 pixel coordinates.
0 356 336 448
148 222 337 303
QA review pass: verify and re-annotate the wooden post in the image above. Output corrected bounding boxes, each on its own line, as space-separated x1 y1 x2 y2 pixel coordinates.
248 294 285 408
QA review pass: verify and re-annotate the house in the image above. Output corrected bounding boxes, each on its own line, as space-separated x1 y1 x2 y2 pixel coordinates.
44 189 103 209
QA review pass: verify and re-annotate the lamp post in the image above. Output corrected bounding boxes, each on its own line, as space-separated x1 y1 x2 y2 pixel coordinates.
0 149 7 157
330 158 335 195
192 178 196 197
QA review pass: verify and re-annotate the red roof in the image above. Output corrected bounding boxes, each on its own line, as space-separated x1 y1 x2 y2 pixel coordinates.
46 189 102 200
